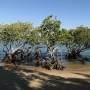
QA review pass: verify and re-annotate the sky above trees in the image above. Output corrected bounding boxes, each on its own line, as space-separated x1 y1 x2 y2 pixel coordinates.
0 0 90 29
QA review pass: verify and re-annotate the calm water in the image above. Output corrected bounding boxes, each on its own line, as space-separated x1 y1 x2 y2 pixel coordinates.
80 49 90 59
0 43 90 60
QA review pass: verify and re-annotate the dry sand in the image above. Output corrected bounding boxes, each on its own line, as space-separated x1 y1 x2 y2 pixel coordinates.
16 64 90 90
0 62 90 90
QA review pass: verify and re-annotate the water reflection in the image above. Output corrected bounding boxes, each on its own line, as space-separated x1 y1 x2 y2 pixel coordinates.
0 43 90 62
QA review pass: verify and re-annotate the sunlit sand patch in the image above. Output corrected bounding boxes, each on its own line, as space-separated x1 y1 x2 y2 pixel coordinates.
4 63 16 71
33 68 90 79
32 73 49 80
18 68 49 89
28 79 44 89
54 72 89 79
19 66 90 80
20 70 32 76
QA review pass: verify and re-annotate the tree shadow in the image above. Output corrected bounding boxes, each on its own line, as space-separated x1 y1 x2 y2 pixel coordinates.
0 67 34 90
21 69 90 90
40 72 90 90
1 66 90 90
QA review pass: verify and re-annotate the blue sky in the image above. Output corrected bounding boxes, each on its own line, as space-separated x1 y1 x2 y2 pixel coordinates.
0 0 90 29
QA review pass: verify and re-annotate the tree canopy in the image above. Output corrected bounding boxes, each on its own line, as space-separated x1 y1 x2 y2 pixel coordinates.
0 16 90 60
40 15 61 47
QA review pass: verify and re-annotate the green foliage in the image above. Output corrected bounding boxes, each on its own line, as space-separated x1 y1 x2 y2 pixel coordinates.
59 28 73 45
0 22 32 42
0 16 90 60
72 26 90 48
0 22 33 54
40 15 61 46
26 28 42 45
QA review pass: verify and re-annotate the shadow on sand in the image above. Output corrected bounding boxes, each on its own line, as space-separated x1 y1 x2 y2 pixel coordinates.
20 68 90 90
39 72 90 90
0 67 33 90
0 66 90 90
